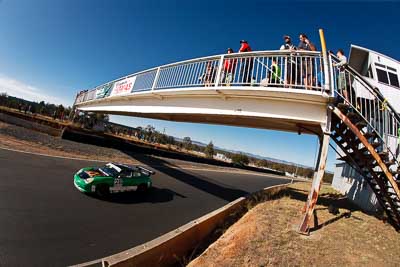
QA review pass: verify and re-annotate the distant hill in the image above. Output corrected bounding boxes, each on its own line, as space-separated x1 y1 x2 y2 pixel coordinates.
172 135 326 172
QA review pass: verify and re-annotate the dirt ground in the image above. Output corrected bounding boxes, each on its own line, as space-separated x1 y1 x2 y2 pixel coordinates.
188 182 400 267
0 121 140 162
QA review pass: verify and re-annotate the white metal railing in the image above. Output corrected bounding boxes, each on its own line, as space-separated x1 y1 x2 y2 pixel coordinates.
330 53 400 165
73 50 325 105
73 50 400 166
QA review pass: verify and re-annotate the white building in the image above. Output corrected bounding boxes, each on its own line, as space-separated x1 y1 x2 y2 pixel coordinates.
214 153 232 163
332 45 400 212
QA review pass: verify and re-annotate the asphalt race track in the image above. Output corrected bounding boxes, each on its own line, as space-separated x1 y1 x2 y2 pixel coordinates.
0 148 291 266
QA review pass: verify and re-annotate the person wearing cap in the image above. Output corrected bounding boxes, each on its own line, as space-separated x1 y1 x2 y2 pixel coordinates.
239 40 252 53
280 35 298 87
238 40 253 85
221 48 236 85
280 35 296 51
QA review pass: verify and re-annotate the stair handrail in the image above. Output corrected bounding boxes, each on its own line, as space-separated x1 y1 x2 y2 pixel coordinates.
330 54 400 122
330 53 400 164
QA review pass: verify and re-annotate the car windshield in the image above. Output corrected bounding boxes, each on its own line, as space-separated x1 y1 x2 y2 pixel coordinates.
100 166 120 177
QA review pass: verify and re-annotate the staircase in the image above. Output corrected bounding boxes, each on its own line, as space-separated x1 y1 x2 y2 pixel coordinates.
329 54 400 229
330 103 400 228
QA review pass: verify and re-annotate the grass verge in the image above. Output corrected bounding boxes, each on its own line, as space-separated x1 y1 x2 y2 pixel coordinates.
187 182 399 267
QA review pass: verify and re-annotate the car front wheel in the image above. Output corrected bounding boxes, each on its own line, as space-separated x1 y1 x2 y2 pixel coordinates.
95 184 110 198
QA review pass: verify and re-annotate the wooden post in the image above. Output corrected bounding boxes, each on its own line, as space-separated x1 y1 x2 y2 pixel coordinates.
298 108 331 234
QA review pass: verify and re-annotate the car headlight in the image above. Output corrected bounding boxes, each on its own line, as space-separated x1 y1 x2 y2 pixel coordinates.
84 178 95 184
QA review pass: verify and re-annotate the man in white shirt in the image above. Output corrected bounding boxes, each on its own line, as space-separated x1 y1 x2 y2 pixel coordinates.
280 35 297 87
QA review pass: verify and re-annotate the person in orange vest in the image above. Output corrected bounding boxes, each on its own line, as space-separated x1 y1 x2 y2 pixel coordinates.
221 48 236 85
238 40 253 85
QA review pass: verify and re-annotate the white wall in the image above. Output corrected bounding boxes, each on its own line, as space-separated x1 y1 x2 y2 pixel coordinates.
332 162 380 213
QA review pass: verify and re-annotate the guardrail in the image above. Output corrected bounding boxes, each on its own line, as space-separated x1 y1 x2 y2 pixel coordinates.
72 182 292 267
74 50 325 105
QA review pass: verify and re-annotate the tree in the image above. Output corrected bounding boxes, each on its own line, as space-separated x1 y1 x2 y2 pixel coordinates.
204 141 215 158
183 137 192 150
0 93 7 106
144 125 155 142
231 153 249 166
166 136 175 145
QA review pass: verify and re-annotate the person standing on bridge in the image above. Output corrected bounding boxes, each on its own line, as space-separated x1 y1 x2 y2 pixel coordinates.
238 40 253 85
199 61 217 87
298 34 316 90
221 48 236 86
268 58 282 85
280 35 297 87
333 49 350 104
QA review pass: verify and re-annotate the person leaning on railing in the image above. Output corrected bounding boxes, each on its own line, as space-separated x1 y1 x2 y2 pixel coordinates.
199 61 217 87
268 57 282 86
221 48 236 86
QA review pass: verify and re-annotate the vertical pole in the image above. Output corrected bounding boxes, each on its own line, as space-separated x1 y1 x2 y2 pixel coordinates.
214 55 225 87
328 53 336 98
319 29 331 93
298 108 332 234
151 67 161 91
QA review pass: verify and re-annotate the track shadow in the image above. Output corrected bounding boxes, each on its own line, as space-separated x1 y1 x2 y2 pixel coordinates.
86 186 186 204
122 150 250 202
310 211 352 232
62 128 284 176
283 187 370 231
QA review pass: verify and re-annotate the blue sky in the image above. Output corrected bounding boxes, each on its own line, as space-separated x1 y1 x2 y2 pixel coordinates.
1 0 399 171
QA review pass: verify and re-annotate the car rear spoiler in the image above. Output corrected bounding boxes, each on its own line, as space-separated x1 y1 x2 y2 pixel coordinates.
138 166 155 175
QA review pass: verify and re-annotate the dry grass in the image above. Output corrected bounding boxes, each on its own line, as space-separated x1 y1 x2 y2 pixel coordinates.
0 121 140 163
188 182 400 267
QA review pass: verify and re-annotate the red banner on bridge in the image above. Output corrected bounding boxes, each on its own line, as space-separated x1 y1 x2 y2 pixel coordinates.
110 77 136 96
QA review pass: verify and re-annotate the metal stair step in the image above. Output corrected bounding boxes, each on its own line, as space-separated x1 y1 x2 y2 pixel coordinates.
337 103 350 112
371 142 382 149
384 159 396 166
355 121 367 129
378 151 389 159
363 132 377 139
347 112 360 120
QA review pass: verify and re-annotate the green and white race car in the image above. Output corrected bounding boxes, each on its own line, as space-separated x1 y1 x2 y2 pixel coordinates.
74 163 155 197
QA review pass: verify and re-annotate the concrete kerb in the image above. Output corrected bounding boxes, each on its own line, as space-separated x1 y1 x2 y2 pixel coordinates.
72 181 293 267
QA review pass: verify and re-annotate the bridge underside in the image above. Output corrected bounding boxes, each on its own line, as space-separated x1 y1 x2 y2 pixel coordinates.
76 88 330 135
85 110 323 135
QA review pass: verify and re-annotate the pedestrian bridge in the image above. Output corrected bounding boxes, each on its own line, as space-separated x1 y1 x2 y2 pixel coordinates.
74 51 331 135
74 47 400 233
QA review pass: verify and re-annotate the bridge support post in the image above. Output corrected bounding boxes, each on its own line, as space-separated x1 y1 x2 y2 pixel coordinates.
298 108 331 235
319 29 332 96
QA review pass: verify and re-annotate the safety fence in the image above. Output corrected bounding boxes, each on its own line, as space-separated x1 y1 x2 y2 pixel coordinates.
74 50 325 105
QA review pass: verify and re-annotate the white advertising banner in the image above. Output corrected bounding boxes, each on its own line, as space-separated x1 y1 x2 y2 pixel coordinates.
110 76 136 96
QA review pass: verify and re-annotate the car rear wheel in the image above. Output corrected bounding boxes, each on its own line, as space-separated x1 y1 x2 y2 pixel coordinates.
95 184 110 198
137 184 148 193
